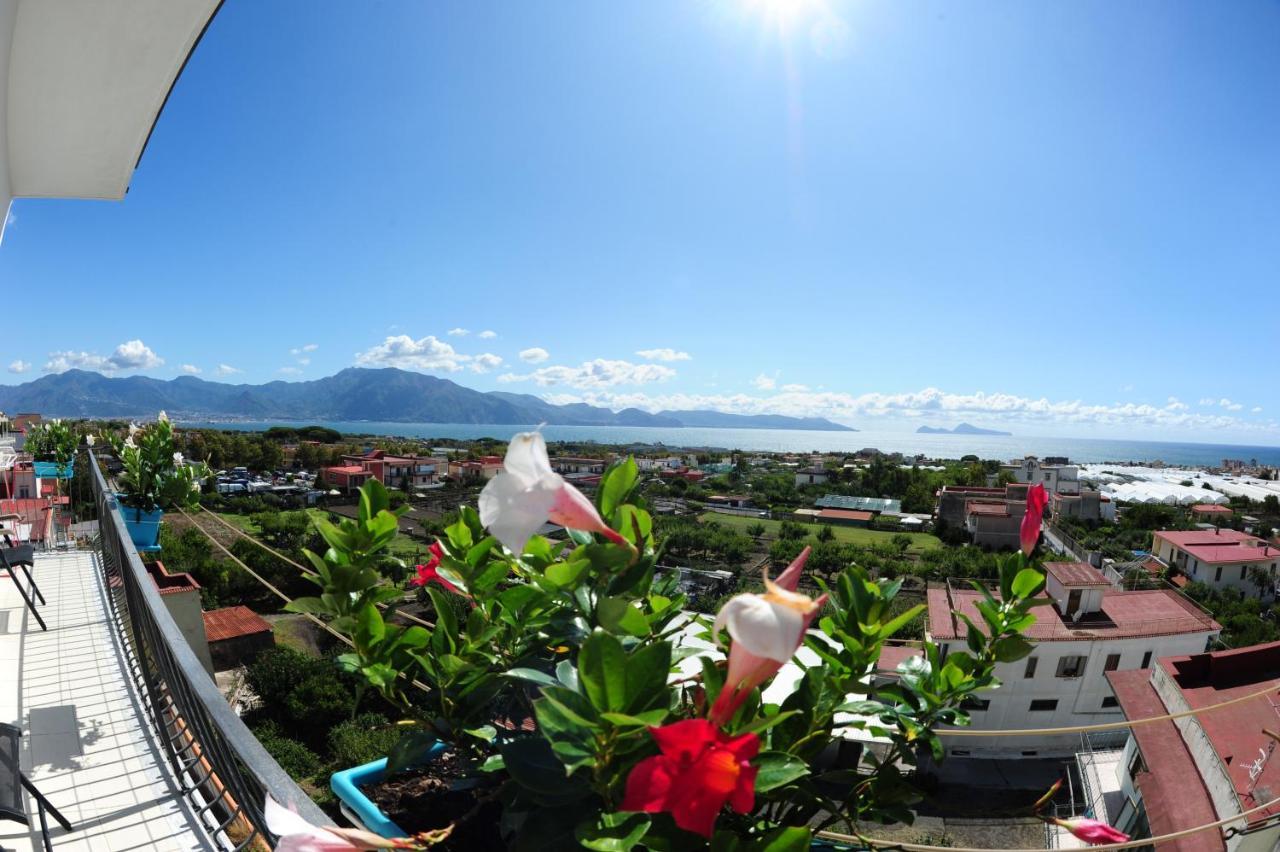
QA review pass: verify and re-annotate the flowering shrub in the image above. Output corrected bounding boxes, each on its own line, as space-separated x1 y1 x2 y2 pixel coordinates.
109 412 211 510
24 418 79 467
290 433 1052 850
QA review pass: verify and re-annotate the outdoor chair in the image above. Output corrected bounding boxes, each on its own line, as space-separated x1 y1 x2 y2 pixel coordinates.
0 533 46 633
0 722 73 852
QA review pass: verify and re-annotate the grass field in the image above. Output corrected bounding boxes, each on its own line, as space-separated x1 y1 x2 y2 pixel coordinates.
698 512 942 552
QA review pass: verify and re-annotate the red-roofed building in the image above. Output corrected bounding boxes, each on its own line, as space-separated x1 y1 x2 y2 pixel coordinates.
320 464 373 492
1094 641 1280 852
928 569 1220 759
447 456 504 482
202 606 275 671
1190 504 1234 521
145 561 215 675
1152 529 1280 598
816 508 873 526
935 483 1033 549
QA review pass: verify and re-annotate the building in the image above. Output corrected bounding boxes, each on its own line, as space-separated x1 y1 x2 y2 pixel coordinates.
1002 455 1081 495
935 482 1039 549
1050 489 1115 523
813 508 873 527
1191 504 1235 524
320 464 373 492
814 495 903 515
928 561 1220 758
1089 641 1280 851
795 466 830 487
706 494 753 509
1151 529 1280 597
146 561 215 676
447 455 505 481
203 606 275 671
339 450 448 490
552 456 607 475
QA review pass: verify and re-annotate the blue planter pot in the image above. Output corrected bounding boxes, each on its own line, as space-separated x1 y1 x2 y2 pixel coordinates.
121 504 164 552
331 743 447 839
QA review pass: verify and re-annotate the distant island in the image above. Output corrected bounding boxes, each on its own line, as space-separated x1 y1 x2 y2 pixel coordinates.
0 367 856 432
917 422 1012 436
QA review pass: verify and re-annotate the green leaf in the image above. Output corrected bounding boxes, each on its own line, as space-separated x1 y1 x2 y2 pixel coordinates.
385 730 439 774
600 709 668 727
752 751 810 792
598 596 649 637
547 559 590 588
598 457 639 519
1012 567 1046 600
991 635 1033 663
505 668 559 688
580 631 627 711
283 596 331 615
624 642 671 712
575 811 650 852
754 826 813 851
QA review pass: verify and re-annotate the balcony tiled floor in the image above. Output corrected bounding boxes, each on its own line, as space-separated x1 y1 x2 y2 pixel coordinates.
1 550 215 851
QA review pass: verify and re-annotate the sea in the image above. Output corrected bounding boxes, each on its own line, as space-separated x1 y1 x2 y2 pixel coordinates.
177 421 1280 469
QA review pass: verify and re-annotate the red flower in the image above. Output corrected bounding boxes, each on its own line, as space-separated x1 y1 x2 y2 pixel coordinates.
1020 483 1048 557
409 542 464 595
620 719 760 838
1049 817 1129 845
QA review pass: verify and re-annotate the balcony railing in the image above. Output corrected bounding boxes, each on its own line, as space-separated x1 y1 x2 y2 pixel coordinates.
86 449 326 849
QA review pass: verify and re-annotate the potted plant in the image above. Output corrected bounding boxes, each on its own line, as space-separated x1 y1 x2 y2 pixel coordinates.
24 418 78 479
278 447 1106 851
109 412 210 551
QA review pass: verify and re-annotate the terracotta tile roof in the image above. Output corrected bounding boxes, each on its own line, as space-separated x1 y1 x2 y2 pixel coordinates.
1154 529 1280 564
1106 669 1225 852
965 501 1010 517
146 561 200 596
1190 504 1233 514
203 606 273 643
1044 561 1111 588
928 586 1220 642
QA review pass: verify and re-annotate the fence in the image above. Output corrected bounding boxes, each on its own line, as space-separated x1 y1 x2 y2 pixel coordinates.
87 449 326 849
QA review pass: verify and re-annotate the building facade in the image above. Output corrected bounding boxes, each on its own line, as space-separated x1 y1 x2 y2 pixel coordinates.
928 561 1220 758
1151 529 1280 597
1002 456 1081 495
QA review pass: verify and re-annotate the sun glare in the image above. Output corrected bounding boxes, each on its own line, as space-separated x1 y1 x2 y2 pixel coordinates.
741 0 824 35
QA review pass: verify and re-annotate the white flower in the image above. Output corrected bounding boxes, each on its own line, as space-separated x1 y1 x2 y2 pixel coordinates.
85 434 95 447
128 423 139 436
157 410 169 423
479 432 623 555
124 436 137 450
263 795 394 850
173 452 184 466
713 580 817 663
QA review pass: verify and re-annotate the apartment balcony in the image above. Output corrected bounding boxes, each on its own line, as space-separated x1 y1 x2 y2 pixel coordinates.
0 453 321 850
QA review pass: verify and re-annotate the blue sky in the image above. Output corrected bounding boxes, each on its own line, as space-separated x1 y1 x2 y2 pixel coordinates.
2 1 1278 442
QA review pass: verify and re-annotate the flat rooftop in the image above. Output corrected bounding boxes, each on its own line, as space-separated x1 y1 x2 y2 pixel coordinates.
928 585 1220 642
1154 529 1280 564
0 551 213 851
1044 561 1112 588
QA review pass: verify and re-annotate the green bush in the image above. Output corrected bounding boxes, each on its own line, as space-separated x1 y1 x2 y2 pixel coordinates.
328 713 402 768
285 672 359 734
245 647 317 714
252 721 322 779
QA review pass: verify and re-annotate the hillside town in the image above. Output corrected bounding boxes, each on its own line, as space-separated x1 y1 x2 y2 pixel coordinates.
7 410 1280 849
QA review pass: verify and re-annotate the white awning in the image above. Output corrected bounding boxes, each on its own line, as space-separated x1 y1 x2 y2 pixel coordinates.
1 0 220 213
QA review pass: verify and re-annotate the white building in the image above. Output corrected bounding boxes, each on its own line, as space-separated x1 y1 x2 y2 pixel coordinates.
1081 641 1280 852
1152 529 1280 598
795 466 829 487
1002 456 1081 494
927 561 1220 758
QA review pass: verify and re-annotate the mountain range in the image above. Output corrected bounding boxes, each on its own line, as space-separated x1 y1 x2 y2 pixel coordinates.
0 368 856 431
916 422 1012 436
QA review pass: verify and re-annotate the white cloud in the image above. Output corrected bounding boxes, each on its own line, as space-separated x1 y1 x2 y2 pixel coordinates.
179 364 201 375
356 335 470 372
540 385 1279 436
1253 406 1264 414
278 366 303 375
519 347 550 364
1220 398 1243 412
290 343 319 355
636 348 692 362
478 330 497 339
781 383 810 393
497 359 676 389
1199 398 1216 406
751 374 777 391
43 339 163 373
297 357 311 366
447 328 469 337
470 353 503 374
8 360 30 374
1165 396 1188 412
214 364 242 376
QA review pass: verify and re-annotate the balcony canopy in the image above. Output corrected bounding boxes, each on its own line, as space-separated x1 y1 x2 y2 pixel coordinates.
0 0 219 210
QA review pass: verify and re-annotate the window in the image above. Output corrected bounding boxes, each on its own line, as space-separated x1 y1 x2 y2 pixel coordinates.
1104 654 1121 672
961 697 990 711
1067 589 1083 613
1102 696 1119 709
1056 655 1087 678
1128 748 1147 778
1215 566 1223 582
1021 750 1039 756
1242 566 1248 581
1024 657 1038 678
1141 651 1152 668
1029 699 1058 712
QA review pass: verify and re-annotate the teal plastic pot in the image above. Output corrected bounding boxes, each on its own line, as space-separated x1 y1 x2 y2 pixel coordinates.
330 742 447 839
